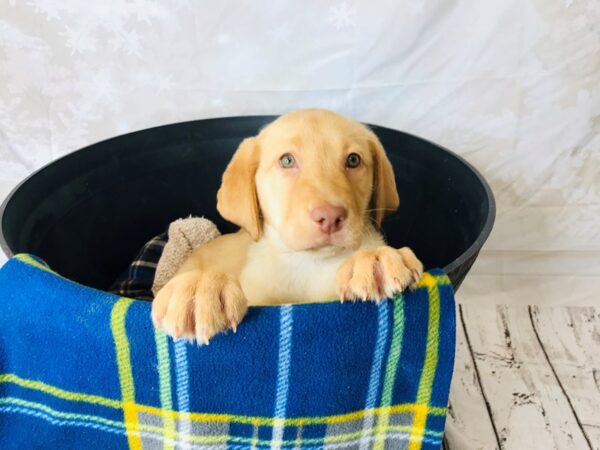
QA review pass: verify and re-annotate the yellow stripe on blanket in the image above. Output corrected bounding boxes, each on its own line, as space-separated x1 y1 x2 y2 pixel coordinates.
0 373 121 409
110 297 142 450
409 273 442 450
0 372 446 424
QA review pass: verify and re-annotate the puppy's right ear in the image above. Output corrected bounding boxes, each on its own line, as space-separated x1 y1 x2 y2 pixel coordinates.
217 137 262 240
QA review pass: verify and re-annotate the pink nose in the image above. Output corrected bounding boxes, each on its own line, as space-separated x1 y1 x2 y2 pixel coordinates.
310 204 348 234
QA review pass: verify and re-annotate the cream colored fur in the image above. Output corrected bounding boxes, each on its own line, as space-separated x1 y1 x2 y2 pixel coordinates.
151 109 423 344
239 225 385 305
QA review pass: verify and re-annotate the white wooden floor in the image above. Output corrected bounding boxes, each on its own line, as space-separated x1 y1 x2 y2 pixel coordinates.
444 304 600 450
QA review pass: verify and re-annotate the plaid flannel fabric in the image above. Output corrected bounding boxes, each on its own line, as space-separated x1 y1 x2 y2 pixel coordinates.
109 233 167 301
0 254 455 450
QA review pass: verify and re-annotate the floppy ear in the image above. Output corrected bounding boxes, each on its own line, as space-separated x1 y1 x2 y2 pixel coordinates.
368 132 400 227
216 137 262 240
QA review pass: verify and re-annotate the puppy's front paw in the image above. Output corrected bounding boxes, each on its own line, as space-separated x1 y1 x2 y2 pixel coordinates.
151 270 248 345
336 246 423 302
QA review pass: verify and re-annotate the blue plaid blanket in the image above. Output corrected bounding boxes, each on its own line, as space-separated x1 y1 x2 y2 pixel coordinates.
0 254 455 449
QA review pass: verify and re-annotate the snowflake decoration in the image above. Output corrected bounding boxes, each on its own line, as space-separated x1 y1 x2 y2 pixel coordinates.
60 25 98 54
154 73 176 94
109 29 143 57
326 2 356 30
86 69 117 107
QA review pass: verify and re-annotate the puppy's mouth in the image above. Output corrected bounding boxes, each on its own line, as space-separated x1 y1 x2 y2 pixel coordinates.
266 221 363 253
305 232 361 252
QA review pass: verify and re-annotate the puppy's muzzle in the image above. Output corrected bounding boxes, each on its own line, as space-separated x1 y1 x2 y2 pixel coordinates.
310 204 348 234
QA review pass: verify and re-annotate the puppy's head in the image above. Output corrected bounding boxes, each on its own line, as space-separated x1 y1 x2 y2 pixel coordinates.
217 109 399 251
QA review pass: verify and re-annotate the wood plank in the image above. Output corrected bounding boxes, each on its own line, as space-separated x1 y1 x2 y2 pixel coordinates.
529 306 600 447
444 305 500 449
461 304 591 449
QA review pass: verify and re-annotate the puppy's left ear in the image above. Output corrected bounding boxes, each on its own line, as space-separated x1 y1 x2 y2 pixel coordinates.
217 137 262 240
368 131 400 226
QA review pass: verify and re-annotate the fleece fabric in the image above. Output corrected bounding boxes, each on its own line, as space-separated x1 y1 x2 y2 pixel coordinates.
0 254 455 449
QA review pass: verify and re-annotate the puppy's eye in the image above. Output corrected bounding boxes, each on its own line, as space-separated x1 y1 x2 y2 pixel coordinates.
346 153 361 168
279 153 296 168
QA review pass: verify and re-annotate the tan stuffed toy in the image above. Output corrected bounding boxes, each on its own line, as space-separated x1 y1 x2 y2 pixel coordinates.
151 217 220 296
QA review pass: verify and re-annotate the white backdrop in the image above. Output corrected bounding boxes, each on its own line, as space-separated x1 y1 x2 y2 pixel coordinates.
1 1 598 304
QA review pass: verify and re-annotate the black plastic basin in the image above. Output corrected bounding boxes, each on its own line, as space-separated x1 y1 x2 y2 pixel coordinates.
0 116 495 292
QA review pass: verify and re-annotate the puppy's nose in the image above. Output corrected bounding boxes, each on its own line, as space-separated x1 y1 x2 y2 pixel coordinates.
310 204 348 234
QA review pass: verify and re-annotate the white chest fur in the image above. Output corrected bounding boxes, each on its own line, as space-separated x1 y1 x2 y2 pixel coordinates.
239 229 384 306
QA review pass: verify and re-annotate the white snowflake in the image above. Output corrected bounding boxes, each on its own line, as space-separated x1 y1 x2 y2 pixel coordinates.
326 2 356 30
154 73 176 94
109 29 143 57
86 69 118 107
60 25 98 54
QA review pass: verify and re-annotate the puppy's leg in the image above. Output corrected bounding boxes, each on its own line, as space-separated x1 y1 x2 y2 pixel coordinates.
336 246 423 301
152 231 251 344
152 269 248 344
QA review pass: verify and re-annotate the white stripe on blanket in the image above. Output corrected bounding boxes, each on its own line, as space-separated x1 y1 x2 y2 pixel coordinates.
358 301 391 450
174 340 192 450
272 305 294 449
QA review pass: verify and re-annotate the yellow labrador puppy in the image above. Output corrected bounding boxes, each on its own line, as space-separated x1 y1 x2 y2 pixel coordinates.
152 109 423 344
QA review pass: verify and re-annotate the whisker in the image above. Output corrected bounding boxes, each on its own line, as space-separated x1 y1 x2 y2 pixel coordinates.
364 207 397 213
